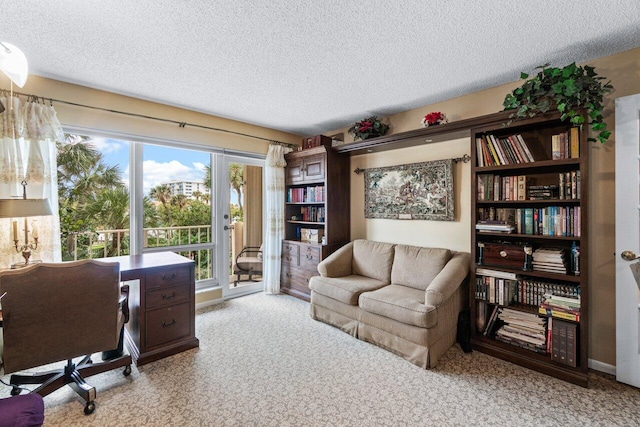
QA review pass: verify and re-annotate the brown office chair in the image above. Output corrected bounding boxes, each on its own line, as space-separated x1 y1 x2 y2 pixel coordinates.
0 260 132 415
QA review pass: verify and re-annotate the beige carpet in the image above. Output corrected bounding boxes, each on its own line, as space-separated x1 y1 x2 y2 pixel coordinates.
2 292 640 426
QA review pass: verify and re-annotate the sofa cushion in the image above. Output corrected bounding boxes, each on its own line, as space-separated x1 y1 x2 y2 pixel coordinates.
359 285 437 328
352 240 395 284
309 275 388 305
391 245 451 290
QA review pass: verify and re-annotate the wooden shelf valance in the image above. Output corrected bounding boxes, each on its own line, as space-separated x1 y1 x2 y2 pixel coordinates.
333 110 515 156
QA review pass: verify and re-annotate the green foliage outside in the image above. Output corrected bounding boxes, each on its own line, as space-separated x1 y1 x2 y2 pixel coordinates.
57 136 235 282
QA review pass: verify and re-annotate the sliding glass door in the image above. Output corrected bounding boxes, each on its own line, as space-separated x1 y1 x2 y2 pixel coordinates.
218 155 265 298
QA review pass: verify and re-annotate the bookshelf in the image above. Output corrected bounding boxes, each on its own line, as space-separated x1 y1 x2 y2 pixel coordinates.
281 136 350 301
470 111 589 387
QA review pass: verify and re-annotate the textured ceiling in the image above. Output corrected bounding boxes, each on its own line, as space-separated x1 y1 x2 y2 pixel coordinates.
1 1 639 136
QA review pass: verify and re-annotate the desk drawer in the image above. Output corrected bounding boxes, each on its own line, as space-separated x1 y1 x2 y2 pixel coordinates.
282 242 300 266
301 245 321 270
146 284 191 309
146 266 191 289
145 302 192 348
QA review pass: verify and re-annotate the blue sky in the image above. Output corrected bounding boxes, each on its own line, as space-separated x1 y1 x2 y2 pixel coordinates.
89 136 210 195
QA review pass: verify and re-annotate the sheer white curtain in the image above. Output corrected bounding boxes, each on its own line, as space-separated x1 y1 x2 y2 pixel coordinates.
263 144 292 294
0 95 63 268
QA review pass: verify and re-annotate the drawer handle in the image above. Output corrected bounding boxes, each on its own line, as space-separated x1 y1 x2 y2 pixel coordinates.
306 255 313 260
162 292 176 300
286 256 292 261
161 273 177 281
162 319 177 328
286 273 292 278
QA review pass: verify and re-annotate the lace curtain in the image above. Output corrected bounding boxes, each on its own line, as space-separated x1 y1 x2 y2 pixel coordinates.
263 144 292 294
0 95 63 268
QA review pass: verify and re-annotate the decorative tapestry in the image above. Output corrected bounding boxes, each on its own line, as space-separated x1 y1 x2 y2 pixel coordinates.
363 159 454 221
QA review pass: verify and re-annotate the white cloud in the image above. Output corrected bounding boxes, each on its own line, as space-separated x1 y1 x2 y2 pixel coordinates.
88 137 125 154
193 162 206 172
142 160 205 194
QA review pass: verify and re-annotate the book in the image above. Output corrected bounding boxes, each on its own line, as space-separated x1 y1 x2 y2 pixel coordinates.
485 135 501 165
484 305 500 337
570 127 580 158
552 134 561 160
476 268 518 280
539 306 580 322
524 208 534 235
476 137 485 167
565 320 578 367
517 175 526 200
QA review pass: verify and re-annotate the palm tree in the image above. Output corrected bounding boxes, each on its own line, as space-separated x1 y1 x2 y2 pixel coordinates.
192 191 203 201
229 163 244 213
171 194 188 210
57 137 124 202
83 187 130 256
149 184 173 225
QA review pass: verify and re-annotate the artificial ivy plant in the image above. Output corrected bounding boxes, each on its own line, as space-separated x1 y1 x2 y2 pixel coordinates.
503 63 613 143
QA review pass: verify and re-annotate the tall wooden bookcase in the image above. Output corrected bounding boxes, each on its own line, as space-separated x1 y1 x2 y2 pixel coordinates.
281 136 350 301
470 111 589 387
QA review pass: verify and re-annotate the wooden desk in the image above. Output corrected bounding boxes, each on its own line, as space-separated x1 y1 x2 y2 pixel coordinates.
101 252 200 366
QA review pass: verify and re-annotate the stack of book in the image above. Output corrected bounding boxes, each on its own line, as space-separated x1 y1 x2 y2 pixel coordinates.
527 184 559 200
532 248 567 274
475 220 514 234
493 308 547 354
539 294 581 322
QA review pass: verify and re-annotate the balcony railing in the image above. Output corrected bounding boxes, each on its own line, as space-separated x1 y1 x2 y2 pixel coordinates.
63 225 214 281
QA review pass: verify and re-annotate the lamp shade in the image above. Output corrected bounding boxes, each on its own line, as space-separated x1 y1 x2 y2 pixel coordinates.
0 199 52 218
0 42 28 88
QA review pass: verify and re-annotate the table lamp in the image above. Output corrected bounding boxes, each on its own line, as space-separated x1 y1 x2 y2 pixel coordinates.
0 182 52 268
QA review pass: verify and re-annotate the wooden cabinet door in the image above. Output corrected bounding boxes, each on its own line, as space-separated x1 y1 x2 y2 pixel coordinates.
303 154 326 182
286 157 304 184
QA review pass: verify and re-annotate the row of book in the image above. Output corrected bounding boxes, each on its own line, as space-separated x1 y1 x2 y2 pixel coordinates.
286 186 325 203
296 206 325 223
476 172 580 202
475 267 581 306
551 128 581 160
475 133 535 167
476 206 581 237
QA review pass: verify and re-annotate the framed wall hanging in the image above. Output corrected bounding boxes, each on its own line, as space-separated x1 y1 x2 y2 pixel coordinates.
363 159 454 221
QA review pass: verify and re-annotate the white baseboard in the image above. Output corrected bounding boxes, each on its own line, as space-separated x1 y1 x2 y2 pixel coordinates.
589 358 616 376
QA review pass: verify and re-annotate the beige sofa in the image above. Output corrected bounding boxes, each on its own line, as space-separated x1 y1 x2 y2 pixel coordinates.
309 239 470 368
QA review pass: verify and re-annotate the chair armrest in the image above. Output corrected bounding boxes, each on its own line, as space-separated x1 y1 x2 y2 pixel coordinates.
119 284 130 324
425 252 471 306
317 242 354 277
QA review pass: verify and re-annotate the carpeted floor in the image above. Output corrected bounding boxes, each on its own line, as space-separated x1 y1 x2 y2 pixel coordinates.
2 292 640 426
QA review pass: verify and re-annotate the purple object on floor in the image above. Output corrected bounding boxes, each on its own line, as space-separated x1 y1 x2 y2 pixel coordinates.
0 394 45 427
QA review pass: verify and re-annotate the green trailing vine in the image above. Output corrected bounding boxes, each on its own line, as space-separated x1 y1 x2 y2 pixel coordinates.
503 63 613 143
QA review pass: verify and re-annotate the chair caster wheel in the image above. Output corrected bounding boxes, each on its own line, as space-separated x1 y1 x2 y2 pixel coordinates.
123 365 132 376
84 401 96 415
10 386 21 396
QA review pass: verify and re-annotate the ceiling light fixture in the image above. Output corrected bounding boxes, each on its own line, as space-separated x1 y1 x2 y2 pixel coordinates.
0 41 28 88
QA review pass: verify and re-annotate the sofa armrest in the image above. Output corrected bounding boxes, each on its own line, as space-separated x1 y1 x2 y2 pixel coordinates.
425 251 470 306
317 242 354 277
